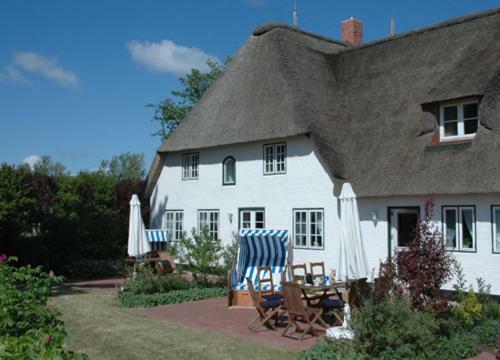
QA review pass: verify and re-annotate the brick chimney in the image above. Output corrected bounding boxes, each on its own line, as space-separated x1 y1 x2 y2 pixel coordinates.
341 17 363 46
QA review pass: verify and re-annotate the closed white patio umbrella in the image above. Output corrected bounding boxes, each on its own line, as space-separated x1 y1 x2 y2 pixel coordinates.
127 194 151 257
328 183 369 337
337 183 369 281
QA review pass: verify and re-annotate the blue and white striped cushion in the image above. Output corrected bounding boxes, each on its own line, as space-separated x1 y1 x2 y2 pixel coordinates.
232 229 288 291
145 229 169 242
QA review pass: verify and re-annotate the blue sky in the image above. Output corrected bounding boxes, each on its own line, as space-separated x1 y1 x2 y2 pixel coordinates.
1 0 499 173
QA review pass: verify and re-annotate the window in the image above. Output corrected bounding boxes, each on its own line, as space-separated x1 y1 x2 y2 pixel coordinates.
388 207 420 253
293 209 324 249
164 210 183 241
492 206 500 254
198 210 219 240
182 153 199 180
222 157 236 185
439 101 478 141
263 143 286 175
442 206 476 251
239 208 265 229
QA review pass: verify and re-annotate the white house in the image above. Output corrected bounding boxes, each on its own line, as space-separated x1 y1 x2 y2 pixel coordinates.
146 9 500 294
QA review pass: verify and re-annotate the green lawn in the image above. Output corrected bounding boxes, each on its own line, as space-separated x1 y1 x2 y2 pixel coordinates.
51 287 298 360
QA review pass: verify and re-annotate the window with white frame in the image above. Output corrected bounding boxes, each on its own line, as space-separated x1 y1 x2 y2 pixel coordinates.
293 209 324 249
164 210 184 241
263 143 286 175
492 206 500 254
198 210 219 240
239 208 265 229
442 206 476 251
222 157 236 185
439 101 478 141
182 153 199 180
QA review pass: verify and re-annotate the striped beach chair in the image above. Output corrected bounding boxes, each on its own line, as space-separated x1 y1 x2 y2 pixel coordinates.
145 229 169 251
231 229 290 294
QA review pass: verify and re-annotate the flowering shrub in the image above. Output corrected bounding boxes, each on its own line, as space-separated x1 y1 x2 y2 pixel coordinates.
395 198 454 311
0 256 86 359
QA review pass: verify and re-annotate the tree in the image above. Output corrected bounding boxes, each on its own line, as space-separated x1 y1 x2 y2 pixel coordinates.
0 164 35 254
32 156 68 177
99 152 145 181
395 198 454 311
149 58 229 140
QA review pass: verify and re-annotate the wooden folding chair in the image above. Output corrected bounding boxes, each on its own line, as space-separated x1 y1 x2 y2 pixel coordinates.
291 264 307 282
310 261 325 283
247 277 284 332
257 266 284 302
281 282 329 341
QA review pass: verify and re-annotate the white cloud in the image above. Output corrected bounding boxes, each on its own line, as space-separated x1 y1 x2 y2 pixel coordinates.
0 65 32 85
126 39 218 75
23 155 41 169
12 51 78 87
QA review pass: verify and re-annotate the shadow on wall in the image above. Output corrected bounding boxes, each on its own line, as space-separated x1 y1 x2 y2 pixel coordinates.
150 184 168 229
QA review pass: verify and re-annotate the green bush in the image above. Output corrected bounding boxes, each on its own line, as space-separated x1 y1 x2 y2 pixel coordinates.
122 268 192 295
119 286 226 308
300 338 364 360
352 298 445 359
0 330 87 360
177 228 224 286
0 256 87 359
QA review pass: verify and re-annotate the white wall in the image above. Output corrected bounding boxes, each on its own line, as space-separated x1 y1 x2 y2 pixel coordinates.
359 195 500 294
150 135 500 294
150 135 342 268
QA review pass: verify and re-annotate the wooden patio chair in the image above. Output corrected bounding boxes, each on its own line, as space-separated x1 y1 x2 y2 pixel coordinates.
309 261 325 283
257 266 284 302
281 282 329 340
247 277 284 332
291 264 307 283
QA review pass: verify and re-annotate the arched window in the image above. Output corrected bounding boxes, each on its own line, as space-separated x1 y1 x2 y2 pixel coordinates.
223 156 236 185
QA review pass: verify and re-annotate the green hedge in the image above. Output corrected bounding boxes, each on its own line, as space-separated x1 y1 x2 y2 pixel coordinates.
119 287 227 308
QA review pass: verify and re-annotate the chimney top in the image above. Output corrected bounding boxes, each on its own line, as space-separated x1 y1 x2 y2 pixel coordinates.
341 17 363 46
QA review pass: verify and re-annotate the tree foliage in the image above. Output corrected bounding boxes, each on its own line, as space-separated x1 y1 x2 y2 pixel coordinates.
149 59 229 140
32 155 68 177
0 154 148 278
99 152 145 181
395 198 454 310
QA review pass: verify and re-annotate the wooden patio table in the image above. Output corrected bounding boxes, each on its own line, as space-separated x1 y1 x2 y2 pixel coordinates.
297 279 357 306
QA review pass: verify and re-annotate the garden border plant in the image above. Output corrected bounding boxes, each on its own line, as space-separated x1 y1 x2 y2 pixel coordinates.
118 228 234 308
0 254 88 359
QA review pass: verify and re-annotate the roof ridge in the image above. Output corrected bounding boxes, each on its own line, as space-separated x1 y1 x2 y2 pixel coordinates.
253 23 348 47
341 6 500 52
253 7 500 54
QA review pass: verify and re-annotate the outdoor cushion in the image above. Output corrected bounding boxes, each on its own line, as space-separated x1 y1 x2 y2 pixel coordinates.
322 298 344 309
260 299 284 309
262 293 284 301
232 283 283 292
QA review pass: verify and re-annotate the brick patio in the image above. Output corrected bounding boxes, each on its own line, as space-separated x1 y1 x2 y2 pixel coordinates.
134 297 320 352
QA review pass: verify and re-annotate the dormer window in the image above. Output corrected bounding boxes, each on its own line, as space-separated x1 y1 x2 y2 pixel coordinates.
439 100 478 141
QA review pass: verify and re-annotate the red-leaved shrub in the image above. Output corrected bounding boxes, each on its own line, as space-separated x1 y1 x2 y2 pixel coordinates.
395 198 453 310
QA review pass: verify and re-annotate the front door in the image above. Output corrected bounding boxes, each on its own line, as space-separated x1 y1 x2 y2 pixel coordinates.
389 207 420 254
239 208 265 230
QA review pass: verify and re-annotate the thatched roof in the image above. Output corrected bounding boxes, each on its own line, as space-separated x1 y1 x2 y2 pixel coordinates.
146 8 500 198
